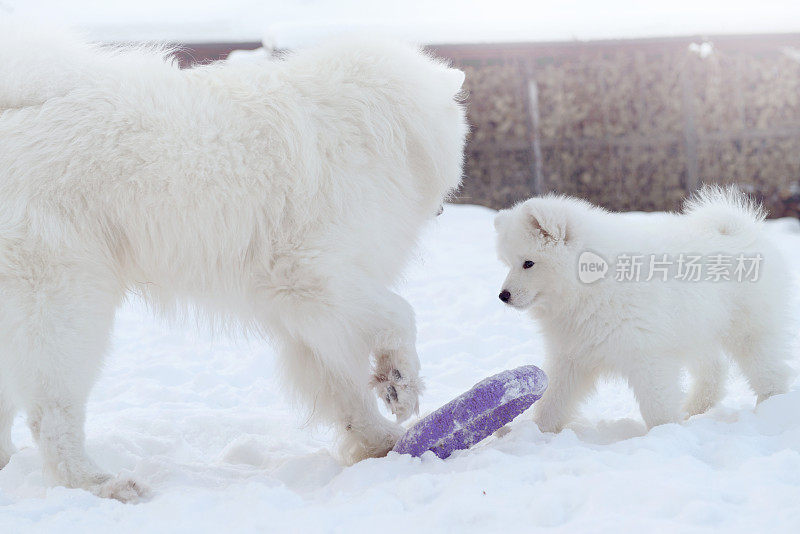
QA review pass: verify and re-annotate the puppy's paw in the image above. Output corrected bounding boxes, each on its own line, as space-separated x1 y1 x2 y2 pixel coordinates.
493 425 512 438
533 405 565 434
371 366 422 423
0 447 14 470
534 419 562 434
683 395 715 418
91 474 150 503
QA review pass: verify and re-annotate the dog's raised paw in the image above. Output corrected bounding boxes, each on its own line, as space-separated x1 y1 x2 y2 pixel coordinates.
371 366 422 423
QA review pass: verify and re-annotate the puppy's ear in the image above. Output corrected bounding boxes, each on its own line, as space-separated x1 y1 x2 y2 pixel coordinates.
494 210 511 233
525 202 569 244
445 68 465 94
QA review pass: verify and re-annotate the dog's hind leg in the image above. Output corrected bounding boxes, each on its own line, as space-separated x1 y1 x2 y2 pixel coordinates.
5 261 147 501
0 385 16 469
684 353 728 417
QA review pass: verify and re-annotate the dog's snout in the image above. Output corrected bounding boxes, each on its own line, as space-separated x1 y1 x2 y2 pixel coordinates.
499 290 511 303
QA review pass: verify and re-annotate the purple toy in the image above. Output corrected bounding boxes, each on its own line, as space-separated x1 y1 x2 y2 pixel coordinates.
392 365 547 459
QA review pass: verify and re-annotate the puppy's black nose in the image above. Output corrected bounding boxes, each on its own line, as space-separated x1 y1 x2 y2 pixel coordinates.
499 290 511 303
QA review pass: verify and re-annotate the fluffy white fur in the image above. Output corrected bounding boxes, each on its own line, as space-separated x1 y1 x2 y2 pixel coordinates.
495 186 795 434
0 26 467 501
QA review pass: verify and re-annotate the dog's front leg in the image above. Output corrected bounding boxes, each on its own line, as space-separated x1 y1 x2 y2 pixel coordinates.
368 291 423 423
371 349 423 423
277 335 404 464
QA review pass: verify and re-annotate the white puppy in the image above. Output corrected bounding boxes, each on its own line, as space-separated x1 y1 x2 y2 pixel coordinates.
495 187 794 434
0 27 467 501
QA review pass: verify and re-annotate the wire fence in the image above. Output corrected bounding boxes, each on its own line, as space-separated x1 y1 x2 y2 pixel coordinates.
430 34 800 217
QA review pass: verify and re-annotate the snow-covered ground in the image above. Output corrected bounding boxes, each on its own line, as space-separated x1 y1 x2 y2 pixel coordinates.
1 204 800 532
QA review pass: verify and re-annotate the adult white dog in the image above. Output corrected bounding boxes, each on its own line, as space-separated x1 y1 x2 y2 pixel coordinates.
495 187 794 434
0 26 467 501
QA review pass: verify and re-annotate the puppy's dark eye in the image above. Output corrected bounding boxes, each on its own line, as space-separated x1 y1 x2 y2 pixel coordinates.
523 260 535 269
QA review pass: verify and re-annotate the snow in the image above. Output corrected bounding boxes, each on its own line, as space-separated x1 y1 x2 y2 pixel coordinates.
3 1 800 46
1 204 800 532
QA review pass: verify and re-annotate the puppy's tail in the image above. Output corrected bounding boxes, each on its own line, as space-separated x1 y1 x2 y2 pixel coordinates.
683 184 766 242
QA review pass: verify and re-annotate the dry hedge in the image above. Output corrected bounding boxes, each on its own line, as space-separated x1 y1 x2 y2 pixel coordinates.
430 35 800 218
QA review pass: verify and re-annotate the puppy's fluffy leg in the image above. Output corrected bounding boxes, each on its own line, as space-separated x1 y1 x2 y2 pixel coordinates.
368 291 423 423
684 353 728 417
0 386 16 469
725 332 793 404
628 360 683 428
533 355 596 433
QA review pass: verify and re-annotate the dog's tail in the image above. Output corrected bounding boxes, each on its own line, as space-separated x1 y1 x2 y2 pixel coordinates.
683 184 766 242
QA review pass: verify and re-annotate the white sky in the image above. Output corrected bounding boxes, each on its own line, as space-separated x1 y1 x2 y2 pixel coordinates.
2 1 800 46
